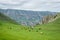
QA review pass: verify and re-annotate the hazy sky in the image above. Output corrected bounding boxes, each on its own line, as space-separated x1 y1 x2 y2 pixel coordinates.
0 0 60 12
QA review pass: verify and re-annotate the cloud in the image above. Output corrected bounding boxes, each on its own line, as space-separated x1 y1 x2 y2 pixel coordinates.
0 0 60 12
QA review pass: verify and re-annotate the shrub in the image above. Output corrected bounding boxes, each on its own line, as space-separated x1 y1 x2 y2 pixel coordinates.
54 15 57 18
36 30 38 32
39 28 41 30
0 23 2 26
29 29 31 32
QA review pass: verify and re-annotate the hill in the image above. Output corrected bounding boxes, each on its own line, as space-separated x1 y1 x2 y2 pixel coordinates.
0 13 60 40
0 13 19 25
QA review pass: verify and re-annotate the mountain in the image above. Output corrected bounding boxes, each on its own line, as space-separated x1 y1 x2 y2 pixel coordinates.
0 9 57 26
0 12 18 25
0 12 60 40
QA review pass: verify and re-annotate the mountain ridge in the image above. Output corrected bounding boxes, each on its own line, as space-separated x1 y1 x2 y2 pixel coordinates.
0 9 57 26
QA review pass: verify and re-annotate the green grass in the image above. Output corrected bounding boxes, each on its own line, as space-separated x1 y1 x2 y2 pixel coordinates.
0 13 60 40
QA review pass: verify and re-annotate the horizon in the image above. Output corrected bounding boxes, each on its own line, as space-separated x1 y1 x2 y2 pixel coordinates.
0 9 59 12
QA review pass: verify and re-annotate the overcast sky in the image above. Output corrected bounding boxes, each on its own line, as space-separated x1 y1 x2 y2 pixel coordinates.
0 0 60 12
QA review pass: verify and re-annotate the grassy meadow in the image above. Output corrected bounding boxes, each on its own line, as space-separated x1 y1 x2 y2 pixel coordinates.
0 13 60 40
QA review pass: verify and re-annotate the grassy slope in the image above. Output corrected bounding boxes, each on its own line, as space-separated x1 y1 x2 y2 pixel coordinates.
0 13 60 40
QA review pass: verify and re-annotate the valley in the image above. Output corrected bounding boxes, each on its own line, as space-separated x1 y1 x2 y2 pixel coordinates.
0 12 60 40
